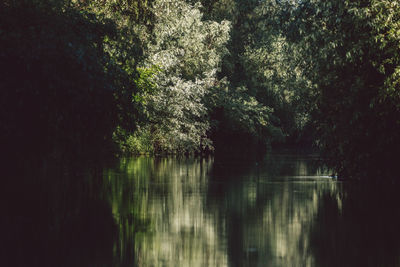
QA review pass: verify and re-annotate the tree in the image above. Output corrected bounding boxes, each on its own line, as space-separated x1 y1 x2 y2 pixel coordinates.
137 0 231 153
201 0 312 151
0 0 139 165
284 0 400 179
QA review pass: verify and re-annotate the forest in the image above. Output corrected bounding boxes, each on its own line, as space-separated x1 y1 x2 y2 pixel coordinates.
1 0 399 181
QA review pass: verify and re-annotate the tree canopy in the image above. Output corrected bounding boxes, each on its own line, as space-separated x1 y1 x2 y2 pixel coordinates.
2 0 399 180
282 0 400 179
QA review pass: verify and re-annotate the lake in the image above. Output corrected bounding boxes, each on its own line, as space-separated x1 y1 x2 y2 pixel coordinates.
3 151 400 266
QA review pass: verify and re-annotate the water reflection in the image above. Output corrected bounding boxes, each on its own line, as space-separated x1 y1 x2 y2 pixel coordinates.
108 153 400 267
106 157 227 266
104 153 337 266
207 153 337 267
3 153 400 266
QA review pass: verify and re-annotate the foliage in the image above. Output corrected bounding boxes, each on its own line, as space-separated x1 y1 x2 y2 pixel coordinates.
0 0 138 163
74 0 152 132
199 0 313 150
283 0 400 179
136 0 231 154
207 82 278 151
112 126 154 155
4 0 399 181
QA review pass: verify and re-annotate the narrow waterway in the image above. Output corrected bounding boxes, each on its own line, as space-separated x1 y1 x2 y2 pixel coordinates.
105 152 400 267
3 151 400 266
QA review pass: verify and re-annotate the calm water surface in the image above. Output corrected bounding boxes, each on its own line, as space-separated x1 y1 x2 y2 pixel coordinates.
4 152 400 266
105 152 400 267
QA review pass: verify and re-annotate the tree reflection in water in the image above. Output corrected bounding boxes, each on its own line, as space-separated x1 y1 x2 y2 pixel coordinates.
122 154 400 267
3 153 400 266
207 153 338 267
107 156 228 266
109 153 336 266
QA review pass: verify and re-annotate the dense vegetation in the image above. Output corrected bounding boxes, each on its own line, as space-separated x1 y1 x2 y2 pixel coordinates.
282 0 400 179
1 0 399 180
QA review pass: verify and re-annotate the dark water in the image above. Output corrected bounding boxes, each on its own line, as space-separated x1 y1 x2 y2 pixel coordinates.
3 152 400 266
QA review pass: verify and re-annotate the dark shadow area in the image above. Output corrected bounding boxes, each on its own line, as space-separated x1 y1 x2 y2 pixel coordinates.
1 169 113 267
1 162 143 267
310 183 400 267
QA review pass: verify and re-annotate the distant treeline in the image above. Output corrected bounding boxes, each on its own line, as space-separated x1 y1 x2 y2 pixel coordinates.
1 0 399 180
